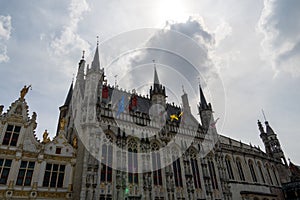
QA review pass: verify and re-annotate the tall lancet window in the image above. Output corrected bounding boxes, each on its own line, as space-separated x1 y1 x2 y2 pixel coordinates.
225 156 234 180
100 144 113 182
272 166 279 185
257 162 265 183
248 160 257 182
208 160 218 189
266 164 273 185
128 139 138 184
172 155 183 187
190 151 201 189
151 142 162 186
236 158 245 181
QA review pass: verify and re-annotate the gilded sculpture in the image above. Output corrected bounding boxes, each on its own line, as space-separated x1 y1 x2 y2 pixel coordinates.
72 136 78 149
42 130 50 143
20 85 32 100
60 117 67 130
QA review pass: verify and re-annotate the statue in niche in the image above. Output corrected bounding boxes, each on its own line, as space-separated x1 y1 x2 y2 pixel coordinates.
72 136 78 149
59 117 67 130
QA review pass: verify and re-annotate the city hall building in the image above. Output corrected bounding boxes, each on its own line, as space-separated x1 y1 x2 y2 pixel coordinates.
0 44 299 199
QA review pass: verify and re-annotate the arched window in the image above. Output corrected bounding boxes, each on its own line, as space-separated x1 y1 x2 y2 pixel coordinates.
100 144 113 182
172 155 183 187
190 150 201 189
236 158 245 181
128 148 138 184
257 162 265 183
248 160 257 182
225 157 234 180
272 166 279 185
266 164 273 185
151 142 162 186
208 160 218 189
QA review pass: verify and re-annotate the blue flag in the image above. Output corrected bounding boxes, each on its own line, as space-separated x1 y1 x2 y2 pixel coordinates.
116 95 125 117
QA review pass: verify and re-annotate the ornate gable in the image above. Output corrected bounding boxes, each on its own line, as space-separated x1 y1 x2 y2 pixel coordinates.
3 99 30 124
44 131 75 157
0 92 40 152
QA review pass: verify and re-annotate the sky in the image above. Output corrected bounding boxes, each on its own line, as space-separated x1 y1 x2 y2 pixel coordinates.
0 0 299 164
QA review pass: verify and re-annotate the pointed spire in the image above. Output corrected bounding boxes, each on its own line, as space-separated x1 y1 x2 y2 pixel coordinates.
262 110 275 135
150 60 166 100
153 60 160 85
199 84 209 110
76 50 85 82
181 91 191 113
91 36 100 71
265 121 276 135
64 82 73 106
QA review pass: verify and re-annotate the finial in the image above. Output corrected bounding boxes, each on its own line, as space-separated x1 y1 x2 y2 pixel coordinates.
262 109 267 122
96 36 99 46
114 75 118 87
152 59 156 68
197 76 201 85
82 50 85 59
182 85 185 94
20 85 32 100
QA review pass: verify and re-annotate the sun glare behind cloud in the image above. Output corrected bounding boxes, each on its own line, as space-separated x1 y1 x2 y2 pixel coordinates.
158 0 188 23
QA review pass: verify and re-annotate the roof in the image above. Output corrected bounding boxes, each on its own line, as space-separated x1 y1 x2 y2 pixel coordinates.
64 82 73 106
104 85 182 122
289 161 300 181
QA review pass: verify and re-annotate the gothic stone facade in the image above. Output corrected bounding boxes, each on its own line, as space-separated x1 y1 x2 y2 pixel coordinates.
57 45 291 200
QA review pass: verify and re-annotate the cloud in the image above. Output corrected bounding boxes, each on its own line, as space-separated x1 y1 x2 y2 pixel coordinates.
214 20 232 47
99 17 225 122
0 15 11 40
50 0 90 56
258 0 300 77
0 15 12 63
0 44 9 63
125 17 218 87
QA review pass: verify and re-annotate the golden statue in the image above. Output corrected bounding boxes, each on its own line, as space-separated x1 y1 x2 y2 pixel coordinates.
60 117 67 130
20 85 32 100
43 130 50 143
72 136 78 149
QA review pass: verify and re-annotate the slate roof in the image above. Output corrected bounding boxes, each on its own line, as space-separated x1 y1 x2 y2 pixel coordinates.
103 85 182 122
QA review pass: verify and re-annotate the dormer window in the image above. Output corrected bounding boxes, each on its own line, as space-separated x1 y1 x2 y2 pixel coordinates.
55 147 62 154
2 124 21 146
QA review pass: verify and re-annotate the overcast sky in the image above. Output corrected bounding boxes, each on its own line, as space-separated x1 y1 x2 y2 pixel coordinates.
0 0 299 164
